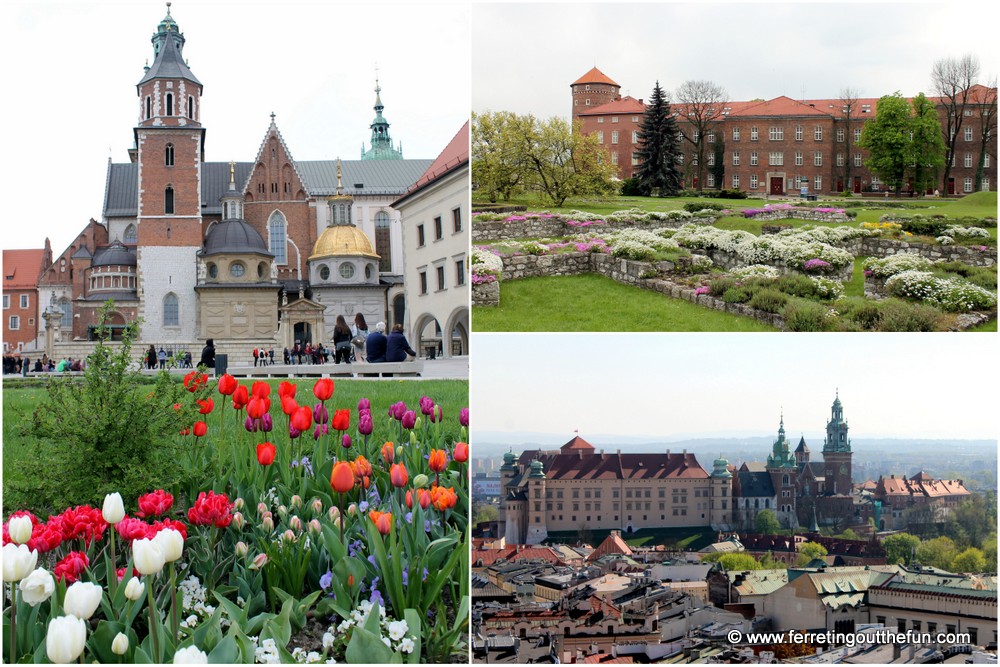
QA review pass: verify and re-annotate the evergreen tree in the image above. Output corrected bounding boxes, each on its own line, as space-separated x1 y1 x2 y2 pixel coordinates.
710 135 726 189
635 81 683 196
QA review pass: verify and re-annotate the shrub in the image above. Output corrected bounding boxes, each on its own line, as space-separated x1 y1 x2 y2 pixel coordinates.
611 240 657 261
709 277 737 297
683 201 727 213
783 300 833 331
749 289 789 313
717 189 749 199
839 297 884 330
899 216 949 237
619 177 644 196
876 298 944 332
730 264 781 280
863 254 933 279
721 286 752 303
886 270 998 311
774 273 823 298
809 276 846 300
934 261 998 290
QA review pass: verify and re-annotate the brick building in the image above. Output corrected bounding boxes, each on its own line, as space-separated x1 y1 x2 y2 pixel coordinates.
3 247 48 354
571 67 997 194
30 7 466 359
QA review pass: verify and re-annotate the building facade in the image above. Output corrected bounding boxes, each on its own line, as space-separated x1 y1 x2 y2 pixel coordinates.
3 248 48 354
571 67 997 194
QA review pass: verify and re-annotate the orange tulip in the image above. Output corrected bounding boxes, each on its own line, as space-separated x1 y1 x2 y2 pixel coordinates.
278 381 296 399
313 378 334 401
428 449 448 473
390 463 408 488
431 486 458 511
353 455 373 479
193 421 208 438
370 510 392 536
330 462 355 494
381 441 395 464
453 442 469 463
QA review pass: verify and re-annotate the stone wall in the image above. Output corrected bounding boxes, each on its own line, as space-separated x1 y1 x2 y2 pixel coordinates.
472 281 500 307
848 237 997 267
703 249 854 282
500 252 593 281
744 209 852 223
472 216 716 243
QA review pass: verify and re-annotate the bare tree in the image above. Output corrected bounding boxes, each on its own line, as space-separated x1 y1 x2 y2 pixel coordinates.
674 80 728 191
839 87 860 194
932 55 981 192
974 76 997 192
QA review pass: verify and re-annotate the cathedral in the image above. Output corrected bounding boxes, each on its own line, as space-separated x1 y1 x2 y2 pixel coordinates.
33 6 468 360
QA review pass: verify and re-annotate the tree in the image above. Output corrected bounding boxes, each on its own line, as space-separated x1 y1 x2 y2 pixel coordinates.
675 79 728 191
974 77 997 192
917 536 959 570
946 492 997 550
858 93 912 194
474 503 498 526
932 55 981 192
471 110 528 202
950 547 988 573
755 509 781 535
883 533 921 565
839 87 860 192
715 553 765 571
634 81 683 196
797 542 828 566
520 115 618 206
909 93 947 194
710 134 726 189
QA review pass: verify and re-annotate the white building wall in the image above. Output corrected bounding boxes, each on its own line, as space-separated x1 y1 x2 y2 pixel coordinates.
137 246 200 343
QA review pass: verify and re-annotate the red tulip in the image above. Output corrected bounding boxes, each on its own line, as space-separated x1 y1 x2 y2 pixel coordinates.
381 441 395 464
331 409 350 432
184 371 208 392
247 397 268 420
137 490 174 518
281 395 298 416
217 374 238 396
257 442 276 466
291 406 312 432
193 421 208 438
251 381 270 400
278 382 296 399
453 442 469 463
180 428 190 436
197 397 215 415
330 462 355 494
187 491 233 528
232 385 249 411
390 463 408 488
313 378 334 402
428 449 448 473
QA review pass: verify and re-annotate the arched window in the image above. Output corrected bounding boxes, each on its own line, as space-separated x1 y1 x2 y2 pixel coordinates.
57 297 72 328
165 143 174 167
268 211 287 265
145 96 151 120
165 93 173 116
123 224 138 244
392 294 405 329
163 293 179 326
374 211 392 272
164 186 174 214
187 96 194 119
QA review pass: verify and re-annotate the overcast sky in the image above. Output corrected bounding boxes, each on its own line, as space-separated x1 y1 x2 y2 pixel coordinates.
472 334 999 441
472 2 998 119
0 1 469 254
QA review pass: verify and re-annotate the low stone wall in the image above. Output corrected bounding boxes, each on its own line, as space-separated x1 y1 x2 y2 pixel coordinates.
472 281 500 307
500 252 593 281
643 278 787 329
846 237 997 266
703 249 854 282
745 209 852 223
472 216 716 242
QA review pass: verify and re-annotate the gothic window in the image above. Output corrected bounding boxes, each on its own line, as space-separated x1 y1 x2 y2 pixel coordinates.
163 293 179 326
123 224 138 244
187 96 195 119
164 186 174 214
145 96 151 120
782 474 789 485
268 211 287 265
165 93 173 116
374 211 391 272
165 143 175 167
57 297 72 328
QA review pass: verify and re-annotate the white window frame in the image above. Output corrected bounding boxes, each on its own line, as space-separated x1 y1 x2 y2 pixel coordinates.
611 116 619 124
964 153 973 168
964 177 974 193
631 153 639 166
795 151 803 166
769 126 783 141
769 152 784 166
732 174 740 188
814 151 823 166
597 131 604 144
732 151 740 166
836 128 845 142
631 130 638 144
815 175 822 190
814 126 823 141
750 151 759 166
750 126 759 141
20 295 29 309
964 127 973 141
9 315 19 330
795 126 803 141
2 295 9 309
837 153 844 167
750 174 758 189
732 127 741 141
707 174 715 188
982 178 990 190
854 153 862 167
611 130 618 145
854 128 862 142
611 152 618 165
596 117 604 124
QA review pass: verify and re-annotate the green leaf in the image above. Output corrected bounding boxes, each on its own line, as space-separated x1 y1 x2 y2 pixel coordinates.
207 635 239 664
345 623 399 664
134 646 153 663
191 607 224 652
403 608 423 664
86 620 127 664
259 598 293 647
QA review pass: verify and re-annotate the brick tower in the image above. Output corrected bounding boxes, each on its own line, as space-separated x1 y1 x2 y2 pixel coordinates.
822 391 853 495
570 67 621 122
134 4 205 343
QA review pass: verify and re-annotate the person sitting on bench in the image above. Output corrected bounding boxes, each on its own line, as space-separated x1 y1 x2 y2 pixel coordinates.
386 323 417 363
366 322 387 363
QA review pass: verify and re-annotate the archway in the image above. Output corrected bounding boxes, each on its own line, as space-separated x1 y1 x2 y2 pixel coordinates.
412 313 442 359
293 322 312 346
444 306 469 357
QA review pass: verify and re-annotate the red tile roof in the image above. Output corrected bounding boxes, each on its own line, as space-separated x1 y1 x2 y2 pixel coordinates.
3 249 46 289
728 95 834 118
588 532 634 561
875 474 971 499
518 449 709 480
573 67 619 87
561 436 595 451
396 120 469 201
578 96 645 116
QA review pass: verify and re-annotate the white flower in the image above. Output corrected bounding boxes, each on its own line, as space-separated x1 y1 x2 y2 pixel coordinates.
112 632 130 656
133 537 165 575
399 637 415 654
46 615 87 664
386 620 408 641
102 492 126 524
306 651 321 663
381 636 391 647
8 516 33 544
173 645 209 663
64 581 103 620
152 528 184 563
2 543 38 582
322 632 335 650
19 567 55 606
124 577 145 601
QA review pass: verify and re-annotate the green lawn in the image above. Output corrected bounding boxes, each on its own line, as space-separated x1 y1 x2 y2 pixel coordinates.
845 257 868 298
544 525 716 550
473 274 777 332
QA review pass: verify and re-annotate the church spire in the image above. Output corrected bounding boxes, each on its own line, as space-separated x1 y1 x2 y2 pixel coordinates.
361 71 403 160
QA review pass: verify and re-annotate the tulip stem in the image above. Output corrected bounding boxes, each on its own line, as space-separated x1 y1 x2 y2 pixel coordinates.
170 563 179 642
338 494 345 546
147 576 159 663
10 584 16 665
109 529 118 598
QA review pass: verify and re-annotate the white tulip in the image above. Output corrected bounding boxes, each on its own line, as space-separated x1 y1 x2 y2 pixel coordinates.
45 615 87 664
133 537 165 576
8 515 33 544
63 581 103 620
18 567 55 606
111 632 130 656
102 492 126 524
124 576 145 601
2 543 38 582
151 528 184 563
173 646 209 663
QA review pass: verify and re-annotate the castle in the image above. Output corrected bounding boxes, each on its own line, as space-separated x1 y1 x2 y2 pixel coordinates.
498 393 972 544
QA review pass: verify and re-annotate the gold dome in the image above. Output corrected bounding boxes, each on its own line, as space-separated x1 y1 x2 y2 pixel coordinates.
309 225 380 260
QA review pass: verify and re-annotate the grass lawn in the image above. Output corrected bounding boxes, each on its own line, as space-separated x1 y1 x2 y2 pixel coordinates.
544 525 716 550
967 318 998 332
472 274 777 332
2 378 468 516
845 256 868 298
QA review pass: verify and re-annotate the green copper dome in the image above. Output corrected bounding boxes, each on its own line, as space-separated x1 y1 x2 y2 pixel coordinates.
528 460 546 479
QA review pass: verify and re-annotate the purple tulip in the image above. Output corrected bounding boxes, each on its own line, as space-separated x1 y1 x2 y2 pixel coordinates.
261 414 273 432
401 410 417 430
342 434 352 450
289 425 301 440
429 405 443 423
313 403 329 424
358 398 370 412
419 395 435 416
459 408 469 427
389 401 407 421
313 423 329 441
244 415 256 432
358 414 374 436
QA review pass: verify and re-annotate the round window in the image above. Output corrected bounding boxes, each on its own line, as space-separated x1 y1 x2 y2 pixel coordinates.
339 263 356 279
207 263 218 279
365 265 373 280
319 265 330 281
230 262 245 278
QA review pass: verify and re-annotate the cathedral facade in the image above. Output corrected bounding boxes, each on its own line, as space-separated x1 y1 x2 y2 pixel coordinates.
34 7 467 360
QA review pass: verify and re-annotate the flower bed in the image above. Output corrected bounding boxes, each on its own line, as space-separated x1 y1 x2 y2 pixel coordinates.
740 203 853 222
3 363 470 663
471 208 717 242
